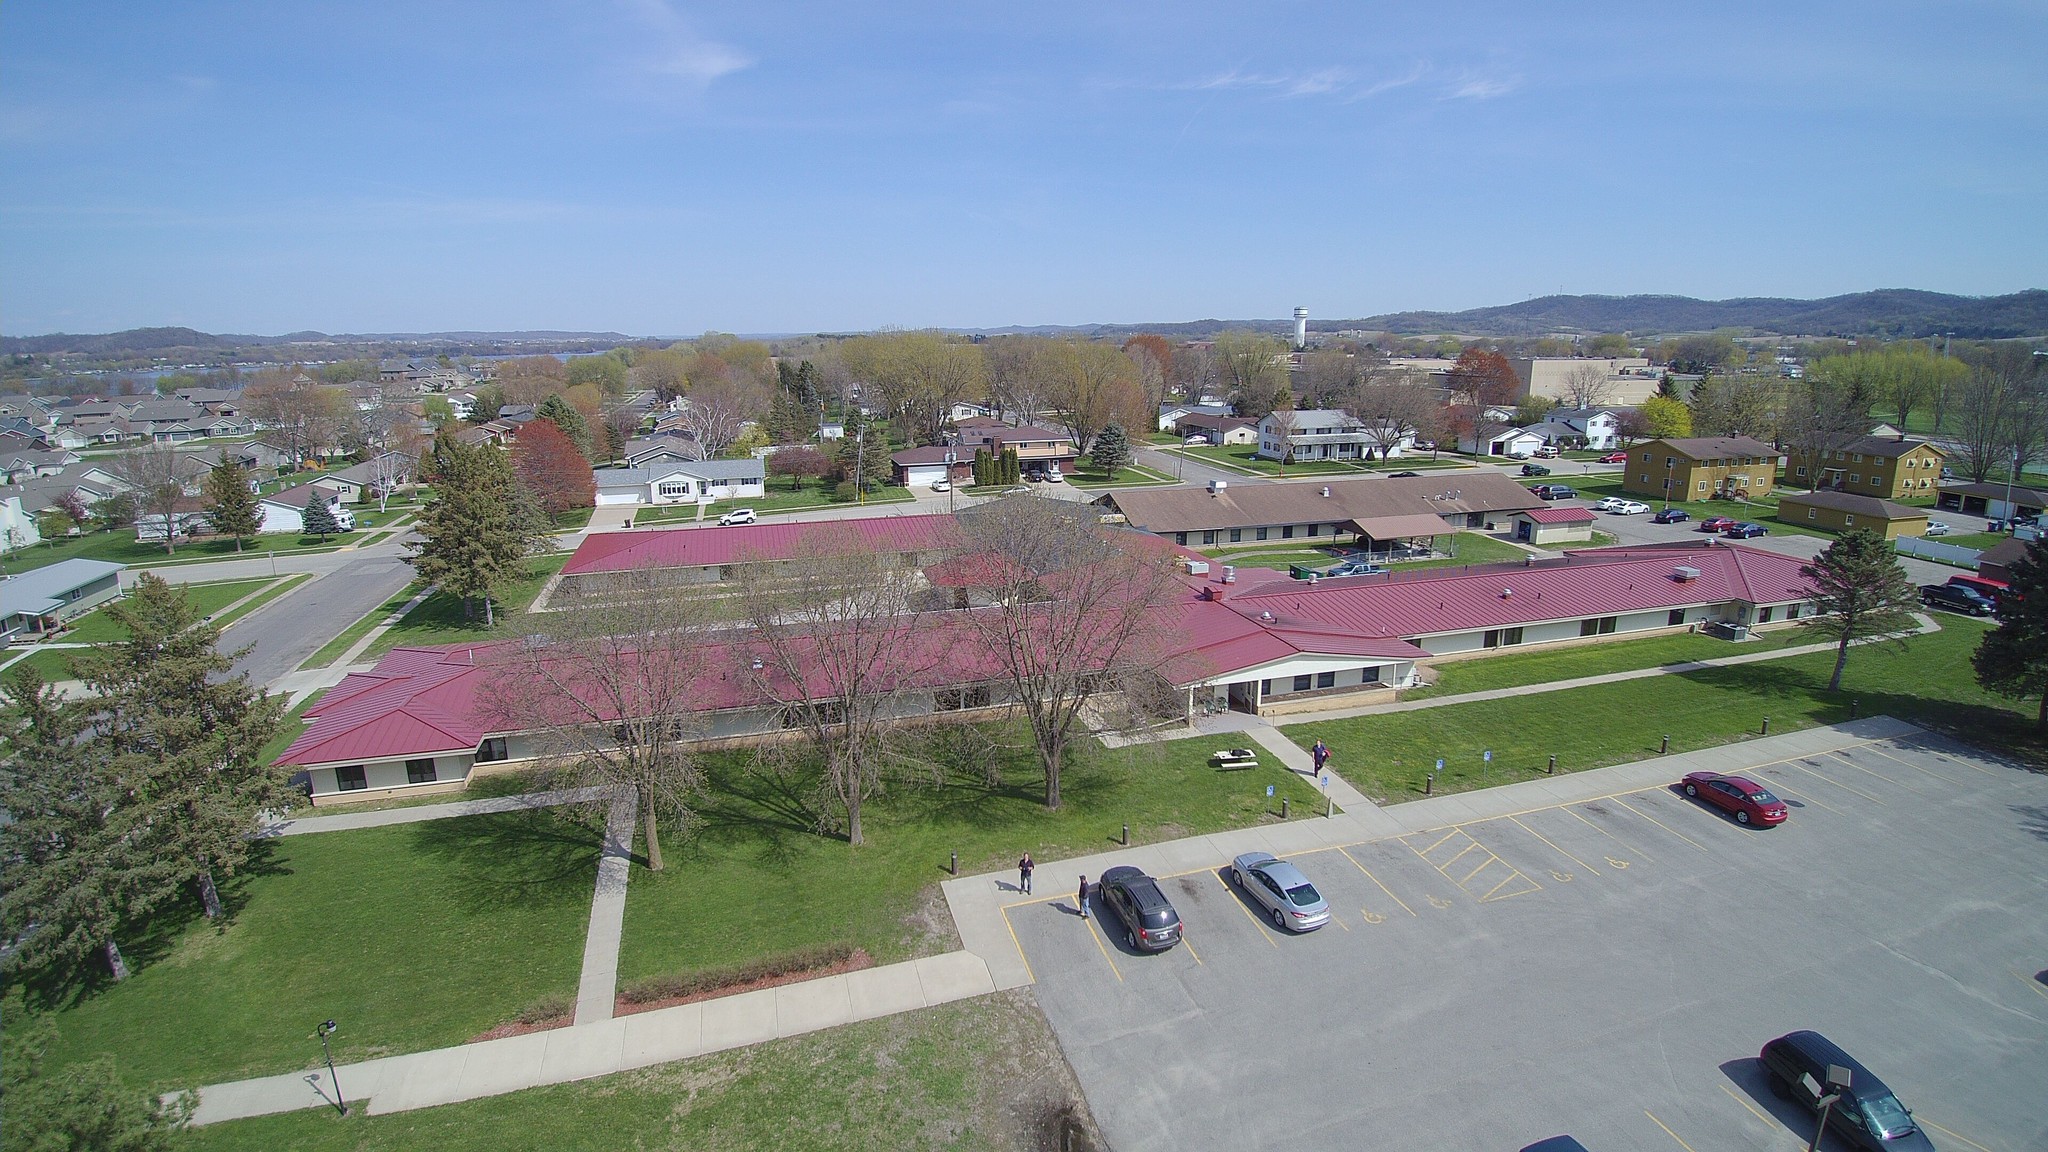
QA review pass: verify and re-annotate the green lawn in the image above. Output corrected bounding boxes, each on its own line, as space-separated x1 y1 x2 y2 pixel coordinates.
1200 531 1530 575
298 584 425 670
1404 626 1815 699
364 554 570 658
4 647 81 683
177 990 1079 1152
3 529 371 574
1285 617 2023 802
617 723 1325 986
1939 532 2006 551
1062 462 1176 488
19 810 603 1093
59 579 278 643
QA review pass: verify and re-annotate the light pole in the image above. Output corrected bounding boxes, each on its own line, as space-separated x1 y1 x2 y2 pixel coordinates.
316 1019 347 1116
1802 1065 1852 1152
944 451 957 513
2004 448 2021 531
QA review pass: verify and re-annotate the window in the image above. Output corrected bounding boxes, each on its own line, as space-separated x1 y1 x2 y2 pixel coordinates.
936 686 992 711
1175 532 1188 545
1852 453 1863 463
1668 608 1686 626
476 737 508 763
657 480 690 499
406 758 437 784
1848 473 1859 484
1808 508 1818 519
1309 523 1325 536
1484 629 1501 649
1795 466 1807 477
1639 473 1650 484
1786 603 1801 619
1581 616 1616 636
1581 618 1600 637
1229 528 1242 543
1697 480 1709 492
1316 671 1335 689
1503 626 1524 645
1360 665 1380 683
1260 680 1271 694
1844 515 1854 526
1665 456 1677 468
1281 526 1295 539
1255 527 1269 541
1758 606 1774 623
1292 674 1312 691
336 765 367 791
1202 530 1217 545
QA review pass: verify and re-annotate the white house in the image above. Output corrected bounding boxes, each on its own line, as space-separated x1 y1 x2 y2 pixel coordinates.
592 458 767 507
0 495 42 552
259 483 357 534
1461 426 1551 458
1158 402 1233 432
1534 408 1623 450
1256 409 1408 462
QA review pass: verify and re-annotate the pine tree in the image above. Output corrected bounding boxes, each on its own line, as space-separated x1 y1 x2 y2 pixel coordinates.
203 453 261 552
1796 529 1920 692
3 1015 189 1147
537 393 592 459
833 419 892 493
794 360 820 408
409 439 531 626
1001 447 1021 485
1972 538 2048 729
973 447 992 487
301 493 343 543
765 386 812 444
69 574 287 921
1090 422 1133 480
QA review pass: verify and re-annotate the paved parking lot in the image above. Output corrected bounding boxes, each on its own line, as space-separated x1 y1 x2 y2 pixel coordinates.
1011 733 2048 1151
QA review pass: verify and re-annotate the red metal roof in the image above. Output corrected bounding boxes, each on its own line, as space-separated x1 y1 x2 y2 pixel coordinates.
1520 507 1597 524
562 514 965 575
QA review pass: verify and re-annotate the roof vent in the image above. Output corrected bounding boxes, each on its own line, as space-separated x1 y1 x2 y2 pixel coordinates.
1320 486 1331 497
1208 479 1227 495
1222 565 1237 584
1259 610 1275 622
1673 565 1701 583
751 657 764 671
1500 587 1513 599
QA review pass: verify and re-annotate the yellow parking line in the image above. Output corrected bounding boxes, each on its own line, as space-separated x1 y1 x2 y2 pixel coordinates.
1782 758 1886 804
1759 775 1843 816
2018 969 2048 1002
1567 803 1656 861
1083 914 1123 981
1418 828 1461 854
1828 749 1924 791
1459 857 1495 886
1180 934 1203 965
998 906 1037 985
1920 1118 1997 1152
1719 1083 1775 1127
1480 873 1521 900
1442 842 1484 874
1862 742 1974 783
1329 911 1350 931
1508 814 1599 876
1338 846 1416 916
1612 795 1709 852
1215 871 1279 947
1643 1109 1699 1152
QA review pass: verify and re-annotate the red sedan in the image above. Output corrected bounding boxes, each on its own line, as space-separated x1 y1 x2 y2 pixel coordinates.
1698 516 1738 533
1681 772 1788 826
1598 451 1629 463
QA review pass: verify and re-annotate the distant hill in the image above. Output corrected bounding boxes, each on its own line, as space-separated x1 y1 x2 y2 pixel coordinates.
1342 289 2048 339
0 328 640 358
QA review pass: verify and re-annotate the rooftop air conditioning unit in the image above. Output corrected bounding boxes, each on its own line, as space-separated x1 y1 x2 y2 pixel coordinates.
1673 565 1701 583
1222 565 1237 584
1185 559 1210 576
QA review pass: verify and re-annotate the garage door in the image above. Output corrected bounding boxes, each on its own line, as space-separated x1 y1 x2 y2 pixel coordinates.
904 465 949 487
594 491 643 506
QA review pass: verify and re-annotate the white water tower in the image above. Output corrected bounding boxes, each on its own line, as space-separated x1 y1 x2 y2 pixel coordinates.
1292 306 1309 349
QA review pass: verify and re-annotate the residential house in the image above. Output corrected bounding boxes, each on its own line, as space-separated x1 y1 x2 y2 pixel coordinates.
0 558 122 640
313 452 418 504
1976 537 2030 584
1619 437 1780 502
71 417 138 445
955 423 1078 475
1533 408 1623 450
1775 490 1931 540
890 446 973 488
1460 425 1550 458
1102 473 1543 548
0 448 81 484
620 437 699 467
134 498 214 543
496 404 538 425
590 458 766 507
1783 436 1946 501
1158 402 1234 432
946 401 993 424
8 463 130 516
258 483 357 535
0 495 41 551
1258 409 1408 462
1176 414 1259 445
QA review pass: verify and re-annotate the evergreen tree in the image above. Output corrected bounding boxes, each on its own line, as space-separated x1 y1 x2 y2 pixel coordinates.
973 447 992 487
1972 538 2048 729
301 494 343 543
833 419 892 493
3 1015 189 1148
1796 529 1920 691
68 574 288 921
794 360 821 408
202 452 261 552
537 393 592 459
409 439 531 625
1090 422 1133 480
765 386 812 444
1001 447 1021 485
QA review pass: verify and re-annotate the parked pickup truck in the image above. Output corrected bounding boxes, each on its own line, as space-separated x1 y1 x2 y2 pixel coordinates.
1920 583 1995 616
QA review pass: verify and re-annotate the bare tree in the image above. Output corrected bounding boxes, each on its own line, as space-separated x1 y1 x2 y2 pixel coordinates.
366 449 417 513
480 570 718 871
731 525 941 845
2006 383 2048 479
1780 378 1874 491
1045 342 1143 457
1265 406 1300 469
1300 349 1361 409
1562 363 1612 410
113 445 188 555
1688 372 1784 440
844 331 985 444
1169 341 1220 404
951 499 1177 809
1121 334 1175 419
1345 379 1438 462
672 372 768 460
982 337 1054 423
1948 369 2014 483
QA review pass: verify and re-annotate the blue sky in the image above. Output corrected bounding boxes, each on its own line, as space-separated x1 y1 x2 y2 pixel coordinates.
4 1 2044 337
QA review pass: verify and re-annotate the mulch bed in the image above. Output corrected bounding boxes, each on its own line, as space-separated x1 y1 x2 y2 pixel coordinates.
614 948 874 1018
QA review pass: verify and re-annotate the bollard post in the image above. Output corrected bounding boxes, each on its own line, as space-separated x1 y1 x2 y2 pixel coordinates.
1281 798 1290 819
1425 773 1434 796
1761 716 1769 735
1660 734 1670 755
1326 796 1334 818
1850 699 1859 718
950 850 958 877
1547 754 1556 775
1121 823 1129 846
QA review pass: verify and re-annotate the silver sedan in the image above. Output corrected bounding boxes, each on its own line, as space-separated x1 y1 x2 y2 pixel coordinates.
1230 852 1331 932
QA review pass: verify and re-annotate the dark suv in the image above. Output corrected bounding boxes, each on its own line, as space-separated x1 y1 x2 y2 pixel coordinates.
1758 1031 1934 1151
1920 583 1994 616
1098 866 1182 952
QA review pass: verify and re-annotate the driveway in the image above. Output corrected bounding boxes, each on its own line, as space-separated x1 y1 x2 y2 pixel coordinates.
1012 733 2047 1151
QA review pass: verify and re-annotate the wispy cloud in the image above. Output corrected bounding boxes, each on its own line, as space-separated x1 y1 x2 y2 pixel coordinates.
1162 60 1511 104
1183 68 1353 98
623 0 752 87
1446 76 1518 101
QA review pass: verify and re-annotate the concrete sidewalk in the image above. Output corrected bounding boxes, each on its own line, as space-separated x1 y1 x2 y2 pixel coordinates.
260 786 612 837
185 951 997 1124
941 716 1922 993
573 789 637 1025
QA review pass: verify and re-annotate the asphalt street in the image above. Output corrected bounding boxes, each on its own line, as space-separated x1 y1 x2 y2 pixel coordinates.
1016 732 2048 1152
221 550 417 687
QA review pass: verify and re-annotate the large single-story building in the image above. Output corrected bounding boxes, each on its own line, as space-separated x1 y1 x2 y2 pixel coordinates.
1102 473 1544 549
1937 481 2048 523
591 458 767 506
1775 490 1930 539
1509 358 1657 406
1619 437 1780 502
283 536 1818 804
557 513 967 593
0 558 124 641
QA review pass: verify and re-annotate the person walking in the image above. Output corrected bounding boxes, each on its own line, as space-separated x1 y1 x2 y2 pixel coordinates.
1018 852 1034 895
1077 874 1089 919
1311 738 1330 775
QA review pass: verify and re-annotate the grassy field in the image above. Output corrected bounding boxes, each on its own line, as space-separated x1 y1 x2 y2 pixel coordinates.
1285 617 2018 802
177 989 1089 1152
1063 461 1176 488
1405 626 1816 699
1939 531 2006 551
1199 531 1532 575
18 809 604 1093
59 578 278 643
617 723 1324 986
3 528 374 573
363 554 570 658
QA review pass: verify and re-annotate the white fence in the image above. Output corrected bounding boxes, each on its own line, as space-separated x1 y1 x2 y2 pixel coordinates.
1895 537 1982 567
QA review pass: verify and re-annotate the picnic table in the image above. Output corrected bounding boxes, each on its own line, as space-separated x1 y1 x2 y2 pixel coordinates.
1211 748 1259 770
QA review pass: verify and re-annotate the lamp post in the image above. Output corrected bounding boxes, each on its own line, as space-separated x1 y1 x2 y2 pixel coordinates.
1662 454 1676 513
944 450 957 513
1801 1065 1852 1152
2004 448 2020 531
316 1019 347 1116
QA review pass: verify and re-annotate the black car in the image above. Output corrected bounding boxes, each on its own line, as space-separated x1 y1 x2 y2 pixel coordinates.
1519 1140 1592 1152
1652 508 1690 524
1388 470 1422 478
1724 521 1767 538
1538 485 1577 501
1920 583 1994 616
1758 1031 1935 1151
1098 865 1182 952
1520 463 1551 477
